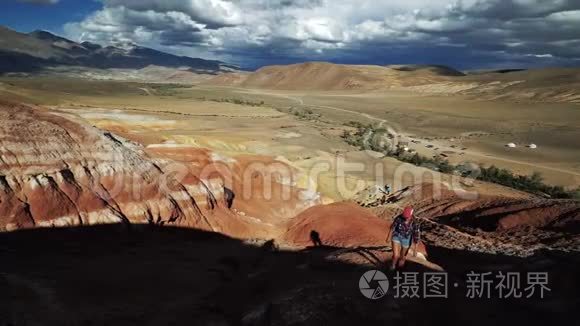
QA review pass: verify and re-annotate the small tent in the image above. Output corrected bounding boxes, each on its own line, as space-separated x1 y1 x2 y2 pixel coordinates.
506 143 517 148
528 143 538 149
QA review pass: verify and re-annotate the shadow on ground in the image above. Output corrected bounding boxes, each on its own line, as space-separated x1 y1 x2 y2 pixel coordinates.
0 224 578 326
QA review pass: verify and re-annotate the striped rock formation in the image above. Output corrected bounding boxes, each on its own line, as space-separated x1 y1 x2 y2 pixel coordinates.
0 102 319 238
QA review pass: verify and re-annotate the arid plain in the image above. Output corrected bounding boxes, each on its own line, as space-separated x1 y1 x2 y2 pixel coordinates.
2 74 578 192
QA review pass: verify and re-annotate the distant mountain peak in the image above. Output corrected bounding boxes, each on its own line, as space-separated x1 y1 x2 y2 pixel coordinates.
0 24 234 74
29 30 74 43
30 29 52 35
110 41 139 52
80 41 102 50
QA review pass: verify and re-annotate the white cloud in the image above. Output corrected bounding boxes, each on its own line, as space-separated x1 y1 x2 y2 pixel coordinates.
103 0 243 27
63 0 580 68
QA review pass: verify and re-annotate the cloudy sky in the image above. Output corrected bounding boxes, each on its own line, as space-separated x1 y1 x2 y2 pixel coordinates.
1 0 579 69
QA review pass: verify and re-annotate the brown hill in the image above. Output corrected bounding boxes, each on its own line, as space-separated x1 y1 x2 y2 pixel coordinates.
283 201 428 256
387 64 466 76
458 67 580 102
209 62 580 103
230 62 458 90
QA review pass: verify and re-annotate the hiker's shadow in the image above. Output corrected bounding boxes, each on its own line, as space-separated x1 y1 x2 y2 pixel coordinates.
309 230 323 247
305 230 340 251
306 230 388 269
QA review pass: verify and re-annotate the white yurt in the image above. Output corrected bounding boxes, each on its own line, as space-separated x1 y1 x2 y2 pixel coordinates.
506 142 517 148
528 143 538 149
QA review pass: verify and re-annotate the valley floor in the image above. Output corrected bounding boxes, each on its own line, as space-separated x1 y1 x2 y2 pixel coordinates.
3 77 577 188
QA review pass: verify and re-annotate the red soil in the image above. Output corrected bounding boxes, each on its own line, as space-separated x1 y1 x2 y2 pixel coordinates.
0 102 275 238
145 148 321 225
283 202 427 256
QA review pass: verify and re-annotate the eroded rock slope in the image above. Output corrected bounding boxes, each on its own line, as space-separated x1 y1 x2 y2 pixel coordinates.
0 102 279 237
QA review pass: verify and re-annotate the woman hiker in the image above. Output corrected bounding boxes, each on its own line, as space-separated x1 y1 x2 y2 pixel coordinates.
386 206 421 270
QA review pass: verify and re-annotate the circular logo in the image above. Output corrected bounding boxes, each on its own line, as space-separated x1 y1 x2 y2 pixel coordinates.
359 270 389 300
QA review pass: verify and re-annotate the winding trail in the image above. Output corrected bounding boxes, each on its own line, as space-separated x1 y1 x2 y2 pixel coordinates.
138 87 153 96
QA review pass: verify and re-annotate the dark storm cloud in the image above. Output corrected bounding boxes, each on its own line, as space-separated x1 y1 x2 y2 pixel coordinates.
158 30 206 46
461 0 580 20
64 0 580 69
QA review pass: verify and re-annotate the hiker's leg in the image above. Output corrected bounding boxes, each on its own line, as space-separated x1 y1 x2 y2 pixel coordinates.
391 241 401 270
398 245 411 268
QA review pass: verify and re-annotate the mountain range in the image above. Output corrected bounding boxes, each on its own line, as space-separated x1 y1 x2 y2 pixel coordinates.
2 24 579 103
0 25 236 74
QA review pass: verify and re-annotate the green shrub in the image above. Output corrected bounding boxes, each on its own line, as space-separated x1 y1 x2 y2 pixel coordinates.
341 125 578 199
206 98 267 107
290 108 321 121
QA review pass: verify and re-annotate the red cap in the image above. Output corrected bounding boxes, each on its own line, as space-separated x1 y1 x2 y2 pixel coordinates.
402 206 414 220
